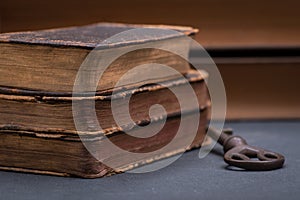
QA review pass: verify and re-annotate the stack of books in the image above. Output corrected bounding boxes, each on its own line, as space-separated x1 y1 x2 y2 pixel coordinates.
0 23 211 178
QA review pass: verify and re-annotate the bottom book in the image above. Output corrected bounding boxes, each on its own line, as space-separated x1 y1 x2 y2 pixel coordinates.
0 109 209 178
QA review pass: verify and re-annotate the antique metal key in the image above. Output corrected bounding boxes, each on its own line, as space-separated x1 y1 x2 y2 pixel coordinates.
208 128 285 171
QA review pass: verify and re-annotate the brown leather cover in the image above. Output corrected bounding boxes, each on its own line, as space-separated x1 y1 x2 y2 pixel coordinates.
0 109 209 178
0 22 197 49
0 23 197 93
0 71 211 178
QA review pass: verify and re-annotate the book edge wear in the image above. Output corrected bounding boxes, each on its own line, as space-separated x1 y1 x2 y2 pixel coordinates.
0 22 198 49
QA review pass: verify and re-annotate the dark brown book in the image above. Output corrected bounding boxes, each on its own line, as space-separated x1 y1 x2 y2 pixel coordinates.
0 23 197 94
0 71 210 178
0 70 210 177
0 70 209 133
0 109 209 178
0 23 211 177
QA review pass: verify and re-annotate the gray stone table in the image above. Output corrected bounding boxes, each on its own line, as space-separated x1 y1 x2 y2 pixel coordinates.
0 121 299 200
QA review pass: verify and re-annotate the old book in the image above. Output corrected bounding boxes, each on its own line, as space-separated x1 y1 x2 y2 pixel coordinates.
0 23 198 94
0 109 209 178
0 70 210 178
0 70 209 133
0 23 210 177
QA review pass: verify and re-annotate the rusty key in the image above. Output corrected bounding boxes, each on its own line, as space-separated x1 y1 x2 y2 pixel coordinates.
208 128 285 171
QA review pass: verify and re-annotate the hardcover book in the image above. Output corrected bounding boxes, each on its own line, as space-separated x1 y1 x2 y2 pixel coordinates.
0 23 198 94
0 23 210 178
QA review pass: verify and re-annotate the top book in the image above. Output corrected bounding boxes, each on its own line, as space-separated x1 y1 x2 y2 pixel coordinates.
0 23 198 94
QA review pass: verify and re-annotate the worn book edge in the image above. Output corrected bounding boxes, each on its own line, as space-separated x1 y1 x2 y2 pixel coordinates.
0 22 198 49
0 136 211 178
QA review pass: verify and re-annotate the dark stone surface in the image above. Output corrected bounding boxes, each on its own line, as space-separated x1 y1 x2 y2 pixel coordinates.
0 121 299 200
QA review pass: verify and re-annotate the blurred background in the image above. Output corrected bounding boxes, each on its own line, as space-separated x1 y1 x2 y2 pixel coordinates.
1 0 300 120
1 0 299 47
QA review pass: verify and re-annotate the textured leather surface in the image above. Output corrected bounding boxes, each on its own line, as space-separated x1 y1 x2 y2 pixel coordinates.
0 23 197 49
